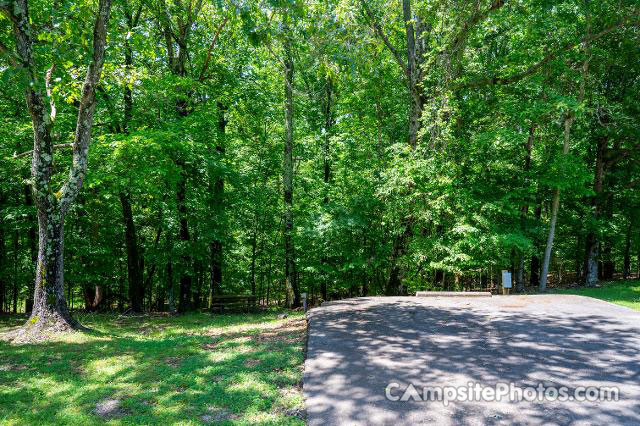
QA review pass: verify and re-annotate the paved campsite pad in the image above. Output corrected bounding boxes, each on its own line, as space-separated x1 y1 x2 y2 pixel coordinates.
304 295 640 425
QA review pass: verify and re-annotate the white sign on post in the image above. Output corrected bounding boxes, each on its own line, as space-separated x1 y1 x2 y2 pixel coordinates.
502 271 512 289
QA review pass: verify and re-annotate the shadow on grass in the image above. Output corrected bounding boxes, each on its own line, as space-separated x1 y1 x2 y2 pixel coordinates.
0 312 306 425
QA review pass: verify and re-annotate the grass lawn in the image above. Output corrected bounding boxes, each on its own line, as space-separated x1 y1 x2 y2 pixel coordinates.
0 312 306 425
556 280 640 311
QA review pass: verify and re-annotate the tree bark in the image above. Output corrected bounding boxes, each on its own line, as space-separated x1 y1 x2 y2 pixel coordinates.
584 133 606 287
282 21 301 308
530 198 542 285
623 222 632 279
540 49 589 291
4 0 112 338
0 195 5 313
517 125 536 292
120 192 144 312
321 76 333 301
209 103 226 301
24 185 36 312
177 166 192 313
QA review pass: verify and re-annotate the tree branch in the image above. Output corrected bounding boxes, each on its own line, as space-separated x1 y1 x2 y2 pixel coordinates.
13 143 73 159
360 0 409 78
198 15 229 81
453 18 635 91
58 0 113 213
45 64 57 122
446 0 505 56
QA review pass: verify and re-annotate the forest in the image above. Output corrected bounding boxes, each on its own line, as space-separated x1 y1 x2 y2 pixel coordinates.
0 0 639 337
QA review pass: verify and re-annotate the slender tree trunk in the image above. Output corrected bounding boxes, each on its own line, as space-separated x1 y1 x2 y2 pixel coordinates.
517 125 536 292
120 192 143 312
12 231 18 314
584 134 606 287
530 198 542 285
282 23 301 308
250 229 257 297
623 223 632 279
386 219 412 295
0 209 5 314
209 103 226 301
321 77 333 301
176 168 192 312
24 185 36 312
403 0 421 149
540 48 589 291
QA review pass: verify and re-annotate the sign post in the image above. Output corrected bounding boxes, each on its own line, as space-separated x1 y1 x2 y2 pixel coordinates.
501 271 512 295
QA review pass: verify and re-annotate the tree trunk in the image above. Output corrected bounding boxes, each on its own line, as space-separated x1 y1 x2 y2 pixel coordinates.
539 43 590 291
250 229 257 297
403 0 422 149
24 185 36 312
29 211 83 331
584 134 606 287
321 77 333 301
209 103 226 301
623 223 632 279
0 208 5 313
176 167 192 312
517 125 536 292
386 219 412 295
120 192 144 312
282 22 301 308
6 0 112 339
540 188 561 292
530 198 542 285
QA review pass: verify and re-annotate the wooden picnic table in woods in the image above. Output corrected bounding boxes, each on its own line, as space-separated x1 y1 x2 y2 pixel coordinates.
210 295 257 313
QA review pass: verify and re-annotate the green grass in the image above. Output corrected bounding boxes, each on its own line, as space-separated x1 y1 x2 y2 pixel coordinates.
556 280 640 311
0 312 306 425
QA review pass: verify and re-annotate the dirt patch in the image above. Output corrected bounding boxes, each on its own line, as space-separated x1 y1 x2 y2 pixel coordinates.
255 318 306 346
244 359 260 368
93 398 128 419
164 357 182 368
202 406 239 423
0 364 28 372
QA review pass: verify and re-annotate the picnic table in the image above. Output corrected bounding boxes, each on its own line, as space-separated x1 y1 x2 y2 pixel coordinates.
210 295 257 313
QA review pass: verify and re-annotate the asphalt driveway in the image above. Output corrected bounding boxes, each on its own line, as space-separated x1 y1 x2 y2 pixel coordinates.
303 295 640 425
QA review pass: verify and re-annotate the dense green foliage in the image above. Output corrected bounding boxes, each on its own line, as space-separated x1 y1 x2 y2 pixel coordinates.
0 0 639 313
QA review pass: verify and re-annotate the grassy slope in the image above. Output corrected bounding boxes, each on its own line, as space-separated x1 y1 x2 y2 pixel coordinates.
0 312 306 425
556 280 640 311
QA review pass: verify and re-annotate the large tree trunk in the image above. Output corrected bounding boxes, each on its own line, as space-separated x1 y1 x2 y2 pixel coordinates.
282 23 301 308
29 210 82 331
120 192 144 312
5 0 112 339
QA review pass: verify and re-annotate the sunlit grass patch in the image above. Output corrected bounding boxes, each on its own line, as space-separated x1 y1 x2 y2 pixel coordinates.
0 312 306 425
556 280 640 311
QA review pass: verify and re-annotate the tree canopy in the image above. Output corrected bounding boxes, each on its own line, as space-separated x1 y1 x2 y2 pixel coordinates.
0 0 639 325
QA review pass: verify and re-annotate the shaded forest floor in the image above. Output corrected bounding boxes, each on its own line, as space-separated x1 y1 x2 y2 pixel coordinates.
555 280 640 311
0 312 306 425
